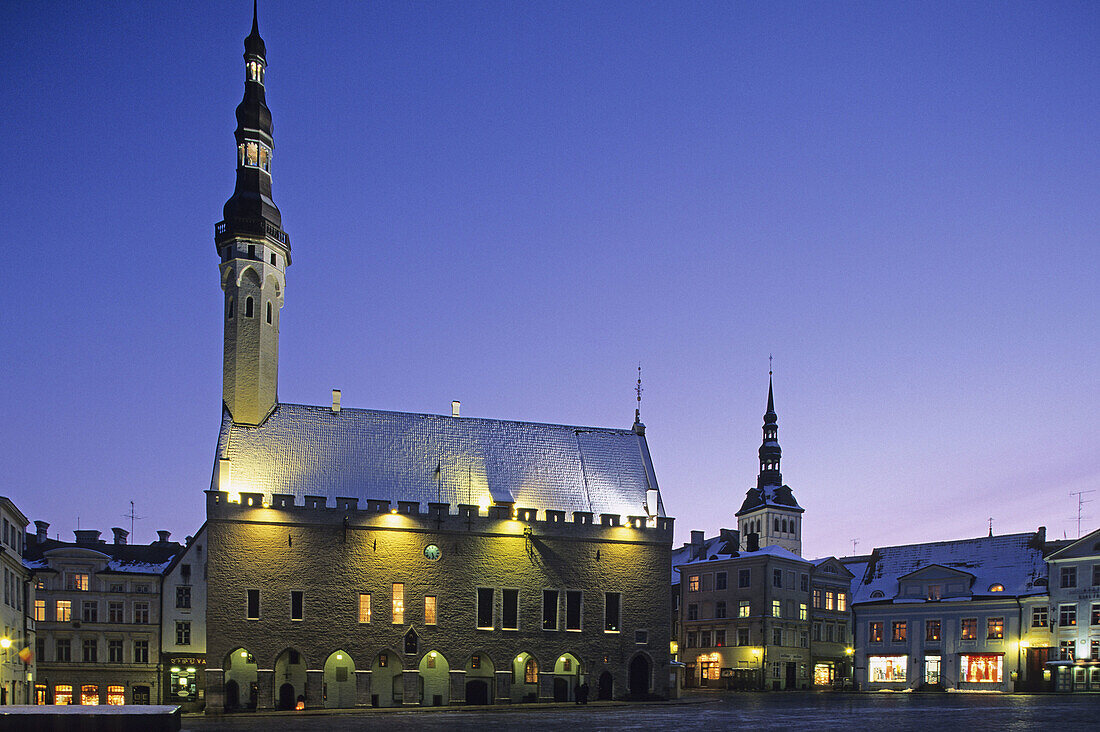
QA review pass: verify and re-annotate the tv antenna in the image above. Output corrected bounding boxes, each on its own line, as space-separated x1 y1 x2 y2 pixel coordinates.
123 501 145 540
1070 490 1094 538
635 364 643 423
851 538 859 555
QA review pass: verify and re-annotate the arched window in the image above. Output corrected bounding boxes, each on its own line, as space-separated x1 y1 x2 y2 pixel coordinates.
266 302 272 324
870 590 885 599
988 583 1004 592
245 297 254 318
227 297 234 319
774 518 780 532
782 519 788 533
525 659 538 684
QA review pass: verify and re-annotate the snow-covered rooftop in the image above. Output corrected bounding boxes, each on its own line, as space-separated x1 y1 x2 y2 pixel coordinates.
852 531 1047 603
216 403 663 517
670 536 809 582
736 483 803 516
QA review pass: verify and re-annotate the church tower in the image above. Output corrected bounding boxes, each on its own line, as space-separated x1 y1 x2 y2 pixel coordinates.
215 3 290 426
735 375 804 555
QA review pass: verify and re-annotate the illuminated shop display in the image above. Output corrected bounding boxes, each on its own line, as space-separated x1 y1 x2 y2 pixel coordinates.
814 663 835 685
960 654 1003 683
868 655 907 683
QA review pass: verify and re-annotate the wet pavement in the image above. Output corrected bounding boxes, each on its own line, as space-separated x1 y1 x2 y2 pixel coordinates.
183 692 1100 731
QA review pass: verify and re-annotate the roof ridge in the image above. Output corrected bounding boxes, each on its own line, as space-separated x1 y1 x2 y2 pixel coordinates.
267 401 638 435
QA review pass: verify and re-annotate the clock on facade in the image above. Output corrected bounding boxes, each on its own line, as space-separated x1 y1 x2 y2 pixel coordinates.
423 544 441 561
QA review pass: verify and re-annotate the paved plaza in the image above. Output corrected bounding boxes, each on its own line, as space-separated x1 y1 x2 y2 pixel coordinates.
182 692 1100 731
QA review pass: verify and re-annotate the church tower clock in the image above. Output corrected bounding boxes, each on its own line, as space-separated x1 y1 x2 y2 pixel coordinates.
735 375 804 555
215 3 290 426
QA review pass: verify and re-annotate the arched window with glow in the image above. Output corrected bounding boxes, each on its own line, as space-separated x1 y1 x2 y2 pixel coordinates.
525 659 538 684
247 60 265 85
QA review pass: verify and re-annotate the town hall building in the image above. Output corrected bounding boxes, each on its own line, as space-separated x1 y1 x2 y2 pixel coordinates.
203 7 674 711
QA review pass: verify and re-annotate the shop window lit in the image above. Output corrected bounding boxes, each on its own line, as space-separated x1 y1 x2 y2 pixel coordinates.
869 622 883 643
960 654 1002 683
393 583 405 624
924 656 941 684
81 685 99 705
425 595 437 625
868 655 906 683
55 685 73 705
960 617 977 640
107 686 125 705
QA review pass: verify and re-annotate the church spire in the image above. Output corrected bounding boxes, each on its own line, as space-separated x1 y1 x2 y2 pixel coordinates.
216 4 290 426
757 371 782 488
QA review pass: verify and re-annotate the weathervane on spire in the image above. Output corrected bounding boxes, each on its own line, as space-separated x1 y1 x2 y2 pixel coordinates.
769 353 773 376
635 364 643 423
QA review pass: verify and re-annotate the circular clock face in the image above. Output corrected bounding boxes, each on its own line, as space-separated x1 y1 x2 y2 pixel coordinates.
424 544 441 561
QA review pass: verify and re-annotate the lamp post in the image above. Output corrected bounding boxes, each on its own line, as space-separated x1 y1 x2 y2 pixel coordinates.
845 647 854 691
752 648 762 691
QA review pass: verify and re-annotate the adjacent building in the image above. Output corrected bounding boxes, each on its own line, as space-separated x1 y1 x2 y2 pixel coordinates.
1044 527 1100 691
672 377 850 691
24 523 183 705
1 496 32 705
201 8 674 712
849 529 1049 692
159 525 208 711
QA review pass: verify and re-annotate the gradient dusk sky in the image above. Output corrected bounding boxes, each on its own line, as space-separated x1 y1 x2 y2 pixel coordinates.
1 1 1096 558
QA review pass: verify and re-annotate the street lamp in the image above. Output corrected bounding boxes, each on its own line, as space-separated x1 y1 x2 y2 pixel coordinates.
752 648 762 691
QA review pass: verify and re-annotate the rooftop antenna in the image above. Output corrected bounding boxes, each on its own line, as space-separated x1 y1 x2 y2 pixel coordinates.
123 501 145 540
769 354 773 376
1070 490 1094 538
635 364 643 423
988 517 993 537
851 538 859 555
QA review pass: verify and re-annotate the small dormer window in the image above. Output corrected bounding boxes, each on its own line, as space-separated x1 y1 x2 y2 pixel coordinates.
988 583 1004 592
870 590 885 599
247 60 265 85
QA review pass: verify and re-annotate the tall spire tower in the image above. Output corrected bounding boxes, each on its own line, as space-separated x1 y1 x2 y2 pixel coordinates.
735 367 804 554
216 2 290 425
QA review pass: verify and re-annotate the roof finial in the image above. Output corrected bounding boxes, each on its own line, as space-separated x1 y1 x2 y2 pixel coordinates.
634 363 643 423
253 0 259 31
769 353 773 377
988 517 993 537
766 356 775 417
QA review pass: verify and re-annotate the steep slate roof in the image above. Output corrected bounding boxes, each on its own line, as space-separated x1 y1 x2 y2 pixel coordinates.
736 483 803 515
851 531 1047 603
214 403 664 517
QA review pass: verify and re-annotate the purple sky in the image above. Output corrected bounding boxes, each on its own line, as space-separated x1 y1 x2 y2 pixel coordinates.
2 1 1096 558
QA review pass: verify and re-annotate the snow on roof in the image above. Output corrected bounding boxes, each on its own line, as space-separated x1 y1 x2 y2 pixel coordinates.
736 483 803 516
216 403 663 517
105 560 173 574
852 531 1047 603
670 536 809 582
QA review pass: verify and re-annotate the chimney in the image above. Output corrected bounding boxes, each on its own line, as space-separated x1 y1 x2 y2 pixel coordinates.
35 521 49 542
156 530 172 544
112 527 129 545
691 530 705 560
720 528 740 554
452 400 461 417
332 389 342 413
74 530 102 545
746 531 760 552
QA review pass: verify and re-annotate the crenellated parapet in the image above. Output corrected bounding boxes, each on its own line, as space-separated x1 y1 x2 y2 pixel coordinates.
205 490 674 538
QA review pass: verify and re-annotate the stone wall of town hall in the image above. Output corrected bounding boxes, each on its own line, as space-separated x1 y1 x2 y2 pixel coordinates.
204 493 673 708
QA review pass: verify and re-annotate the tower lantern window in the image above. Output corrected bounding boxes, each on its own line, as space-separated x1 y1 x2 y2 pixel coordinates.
238 141 271 172
247 60 265 85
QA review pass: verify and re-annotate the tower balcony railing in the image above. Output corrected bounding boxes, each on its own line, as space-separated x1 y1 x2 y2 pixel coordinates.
214 218 290 248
